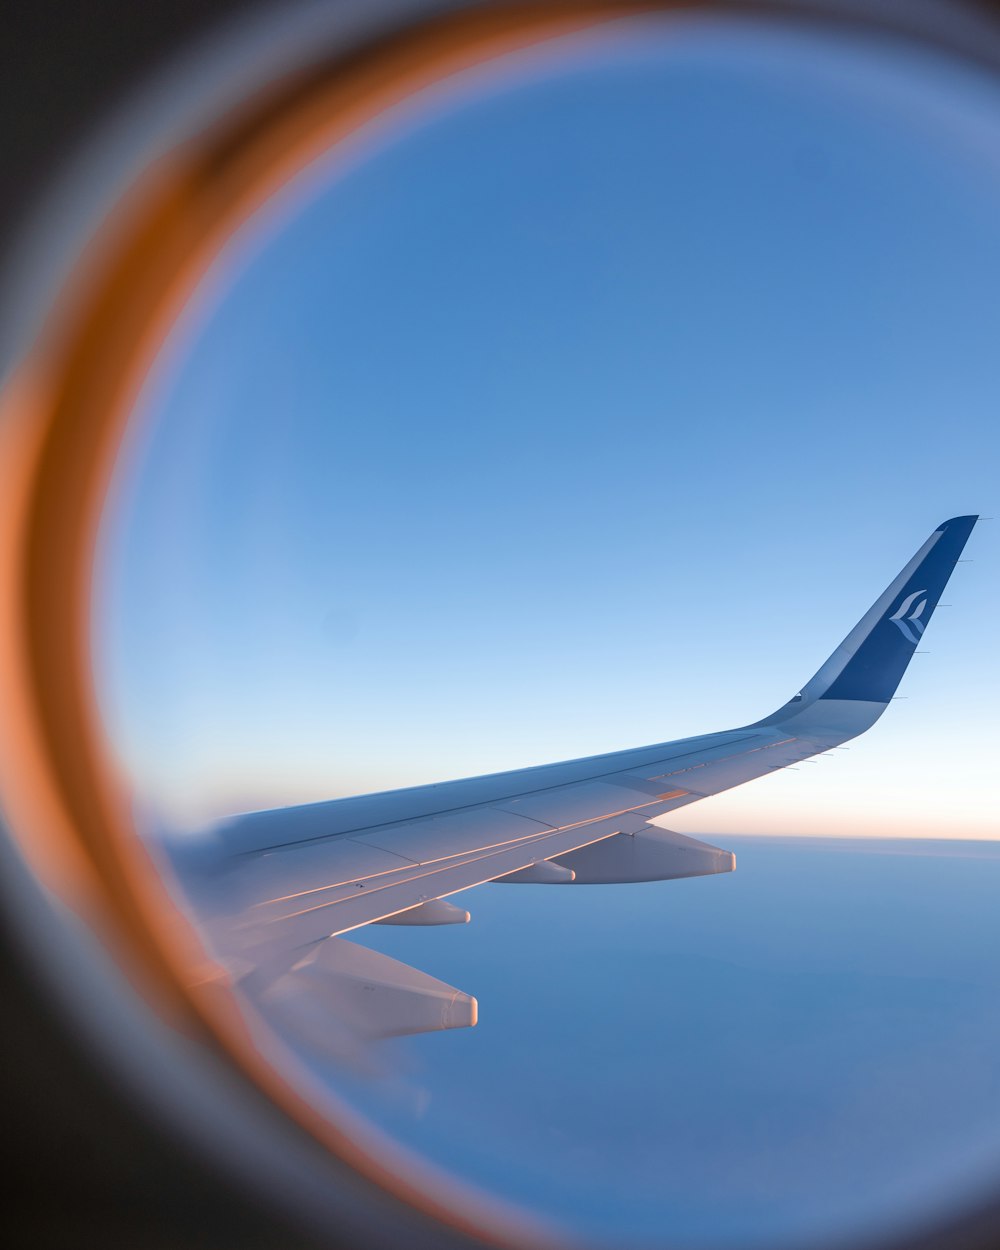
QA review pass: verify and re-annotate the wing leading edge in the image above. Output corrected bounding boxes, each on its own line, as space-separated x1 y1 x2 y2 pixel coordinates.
167 517 976 1054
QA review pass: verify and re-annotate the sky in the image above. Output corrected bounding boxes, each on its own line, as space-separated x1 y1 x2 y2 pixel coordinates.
88 13 1000 1248
94 13 998 839
92 5 1000 842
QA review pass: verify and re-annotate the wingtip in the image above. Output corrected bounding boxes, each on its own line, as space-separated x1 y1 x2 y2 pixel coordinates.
937 514 978 532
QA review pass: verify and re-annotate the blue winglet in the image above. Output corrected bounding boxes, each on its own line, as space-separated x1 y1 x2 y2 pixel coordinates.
757 516 978 726
820 516 977 703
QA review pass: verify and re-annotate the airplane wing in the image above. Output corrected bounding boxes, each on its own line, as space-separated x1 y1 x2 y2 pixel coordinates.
165 516 977 1055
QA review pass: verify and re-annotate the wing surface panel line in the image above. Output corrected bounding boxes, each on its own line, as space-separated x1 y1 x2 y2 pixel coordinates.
234 732 768 855
262 822 629 933
250 792 695 913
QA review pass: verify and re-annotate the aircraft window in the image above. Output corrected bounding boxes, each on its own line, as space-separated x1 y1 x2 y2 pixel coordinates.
3 3 999 1249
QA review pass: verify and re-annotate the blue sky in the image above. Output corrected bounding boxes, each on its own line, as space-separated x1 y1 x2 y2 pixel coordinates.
95 12 999 837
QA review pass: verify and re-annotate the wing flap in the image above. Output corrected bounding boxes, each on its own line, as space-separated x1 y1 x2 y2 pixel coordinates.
495 779 679 827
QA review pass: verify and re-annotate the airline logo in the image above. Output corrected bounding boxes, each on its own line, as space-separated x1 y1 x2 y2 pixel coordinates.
889 588 928 644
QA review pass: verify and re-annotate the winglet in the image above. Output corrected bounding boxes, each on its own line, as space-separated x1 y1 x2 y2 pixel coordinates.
757 516 977 727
